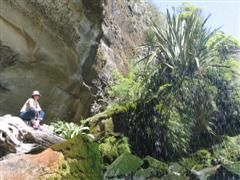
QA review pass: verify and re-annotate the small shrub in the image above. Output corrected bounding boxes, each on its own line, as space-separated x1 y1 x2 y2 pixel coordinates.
105 62 144 107
51 120 93 139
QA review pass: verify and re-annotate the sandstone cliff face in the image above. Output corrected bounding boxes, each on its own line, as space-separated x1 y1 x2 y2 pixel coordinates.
0 0 153 122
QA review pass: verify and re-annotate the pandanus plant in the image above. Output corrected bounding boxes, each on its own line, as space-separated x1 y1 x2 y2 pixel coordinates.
146 10 220 80
130 10 223 159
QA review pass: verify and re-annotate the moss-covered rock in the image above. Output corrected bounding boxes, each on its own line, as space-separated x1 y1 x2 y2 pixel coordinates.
99 135 131 166
133 156 168 179
143 156 168 176
81 104 135 142
143 156 168 170
100 136 119 164
168 162 186 176
51 134 102 180
104 152 143 179
208 163 240 180
82 104 134 126
212 135 240 164
179 149 212 171
193 149 212 164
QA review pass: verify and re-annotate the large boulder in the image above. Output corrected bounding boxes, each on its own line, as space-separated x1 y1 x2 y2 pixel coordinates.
51 134 102 179
134 156 169 179
0 134 102 179
0 115 64 157
104 152 170 179
0 148 64 180
104 152 143 179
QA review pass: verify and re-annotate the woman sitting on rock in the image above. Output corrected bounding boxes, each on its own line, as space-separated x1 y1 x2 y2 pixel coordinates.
19 90 45 129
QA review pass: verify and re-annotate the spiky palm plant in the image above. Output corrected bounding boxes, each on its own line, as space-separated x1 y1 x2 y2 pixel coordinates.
129 10 222 160
143 10 220 84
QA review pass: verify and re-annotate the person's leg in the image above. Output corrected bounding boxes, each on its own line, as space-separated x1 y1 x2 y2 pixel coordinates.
19 108 36 121
38 111 45 121
33 111 44 128
32 120 39 129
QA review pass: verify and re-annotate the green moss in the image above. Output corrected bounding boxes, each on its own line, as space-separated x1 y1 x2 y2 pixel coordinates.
134 168 148 179
208 163 240 179
168 162 186 176
143 156 168 174
51 134 102 180
102 118 114 134
134 156 168 179
179 149 212 171
81 103 135 141
99 136 131 165
117 137 131 155
99 136 119 163
104 152 143 179
192 149 212 164
81 103 134 126
179 157 198 170
47 157 71 180
223 163 240 176
212 135 240 163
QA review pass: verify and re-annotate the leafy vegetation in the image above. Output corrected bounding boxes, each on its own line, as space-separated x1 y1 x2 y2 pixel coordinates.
42 2 240 180
51 134 102 179
212 135 240 164
51 120 93 139
102 5 240 161
99 136 131 165
208 32 240 60
128 9 220 159
105 62 144 107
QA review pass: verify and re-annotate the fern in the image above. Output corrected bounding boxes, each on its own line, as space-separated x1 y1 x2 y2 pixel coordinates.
51 120 92 139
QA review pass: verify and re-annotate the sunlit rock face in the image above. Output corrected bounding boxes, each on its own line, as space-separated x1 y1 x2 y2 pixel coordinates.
0 148 64 180
0 0 103 122
97 0 154 76
0 0 153 122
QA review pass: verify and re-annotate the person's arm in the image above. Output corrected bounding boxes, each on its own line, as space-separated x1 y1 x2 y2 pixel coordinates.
36 102 42 111
20 101 27 112
28 98 37 110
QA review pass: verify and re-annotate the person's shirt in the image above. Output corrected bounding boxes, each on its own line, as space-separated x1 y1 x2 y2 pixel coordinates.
20 98 42 112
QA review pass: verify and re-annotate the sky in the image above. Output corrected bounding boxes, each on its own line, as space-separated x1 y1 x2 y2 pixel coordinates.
148 0 240 40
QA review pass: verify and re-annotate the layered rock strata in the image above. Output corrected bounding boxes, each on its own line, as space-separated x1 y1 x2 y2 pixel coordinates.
0 0 155 122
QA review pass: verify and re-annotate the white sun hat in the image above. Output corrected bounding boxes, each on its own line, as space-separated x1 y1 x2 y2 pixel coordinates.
32 90 41 97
